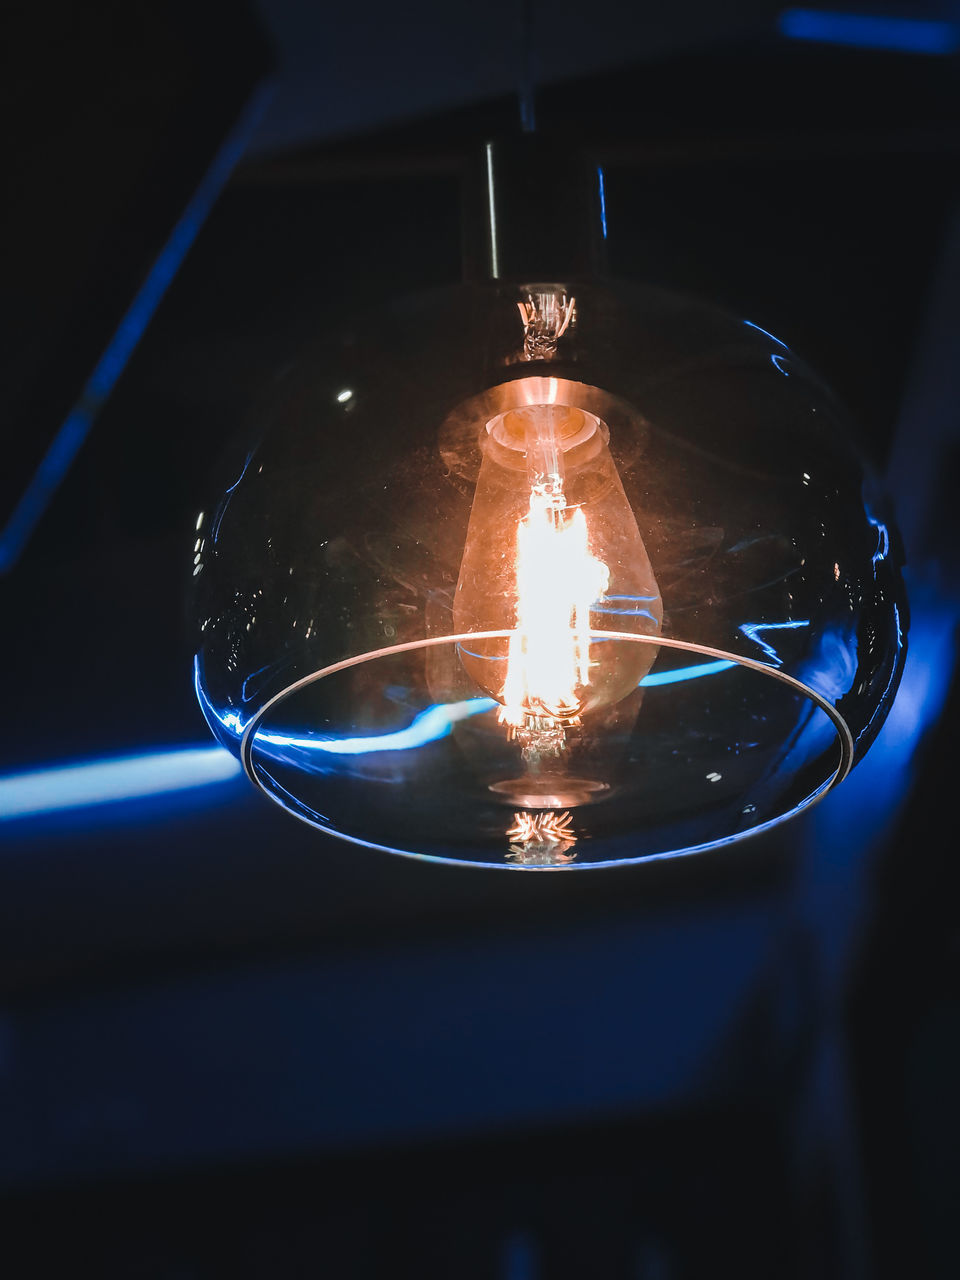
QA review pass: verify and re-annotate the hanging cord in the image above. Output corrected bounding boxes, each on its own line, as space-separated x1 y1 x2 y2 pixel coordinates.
519 0 537 132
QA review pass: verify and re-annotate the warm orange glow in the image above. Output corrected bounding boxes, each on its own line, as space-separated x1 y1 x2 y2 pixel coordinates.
451 392 663 759
506 809 577 864
499 480 609 729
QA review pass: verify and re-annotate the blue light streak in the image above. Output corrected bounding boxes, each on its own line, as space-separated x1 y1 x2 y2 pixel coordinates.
815 591 954 848
640 659 736 687
779 9 959 55
201 620 819 767
257 697 497 756
0 747 242 822
592 594 660 620
245 638 799 761
0 83 273 574
743 319 789 349
597 166 608 240
853 601 906 748
256 661 745 760
211 449 256 548
771 353 790 376
740 619 810 665
866 507 891 569
193 655 244 741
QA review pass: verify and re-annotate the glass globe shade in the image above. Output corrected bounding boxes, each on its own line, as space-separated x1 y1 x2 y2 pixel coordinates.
192 277 906 869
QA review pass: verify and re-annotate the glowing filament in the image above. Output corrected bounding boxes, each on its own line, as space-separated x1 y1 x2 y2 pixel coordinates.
499 484 609 728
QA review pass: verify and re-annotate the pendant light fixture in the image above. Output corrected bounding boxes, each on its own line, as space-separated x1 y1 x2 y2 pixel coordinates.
191 129 906 870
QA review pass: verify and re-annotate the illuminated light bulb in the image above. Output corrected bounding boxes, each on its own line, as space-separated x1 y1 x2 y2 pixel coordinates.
499 490 607 729
453 394 663 798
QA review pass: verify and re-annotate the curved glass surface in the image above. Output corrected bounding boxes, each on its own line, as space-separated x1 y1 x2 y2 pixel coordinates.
192 278 907 867
234 633 849 870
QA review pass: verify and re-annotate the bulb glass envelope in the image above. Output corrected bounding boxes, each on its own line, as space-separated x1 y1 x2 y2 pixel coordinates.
193 280 907 869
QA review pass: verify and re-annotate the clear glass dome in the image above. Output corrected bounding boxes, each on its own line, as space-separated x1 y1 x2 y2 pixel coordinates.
192 277 907 869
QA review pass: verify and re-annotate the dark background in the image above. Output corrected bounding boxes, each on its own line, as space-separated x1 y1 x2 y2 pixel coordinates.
1 3 959 1276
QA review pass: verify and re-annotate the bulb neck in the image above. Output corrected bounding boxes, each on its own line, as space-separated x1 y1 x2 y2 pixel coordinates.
461 136 608 283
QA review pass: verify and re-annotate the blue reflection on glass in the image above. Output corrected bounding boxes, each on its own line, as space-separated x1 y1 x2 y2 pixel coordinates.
207 618 827 764
640 659 736 687
592 594 660 620
211 449 256 547
866 506 891 570
815 592 951 856
853 601 906 748
743 319 788 349
456 642 500 663
194 655 245 743
779 9 959 55
740 619 810 666
256 660 745 759
236 623 812 761
597 165 608 240
771 353 790 376
258 697 497 756
797 623 858 703
0 747 242 822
